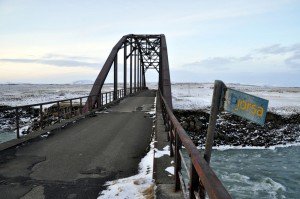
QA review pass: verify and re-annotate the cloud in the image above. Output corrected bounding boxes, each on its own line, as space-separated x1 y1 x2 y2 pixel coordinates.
183 55 253 70
256 44 300 55
285 53 300 68
183 43 300 71
42 54 96 61
0 57 101 68
255 43 300 68
183 57 231 70
199 57 232 66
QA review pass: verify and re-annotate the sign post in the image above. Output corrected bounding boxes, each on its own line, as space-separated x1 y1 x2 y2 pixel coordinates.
204 80 269 164
204 80 226 164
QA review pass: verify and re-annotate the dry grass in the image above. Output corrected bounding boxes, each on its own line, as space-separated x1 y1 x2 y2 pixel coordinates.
142 184 155 199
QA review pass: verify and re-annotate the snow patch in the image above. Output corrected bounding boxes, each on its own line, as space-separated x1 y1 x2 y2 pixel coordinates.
165 166 174 175
98 95 157 199
154 145 170 158
98 139 155 199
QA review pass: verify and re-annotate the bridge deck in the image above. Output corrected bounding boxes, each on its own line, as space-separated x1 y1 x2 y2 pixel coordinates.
0 90 156 199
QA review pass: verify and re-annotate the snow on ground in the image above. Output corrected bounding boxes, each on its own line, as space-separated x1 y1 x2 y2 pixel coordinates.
98 94 157 199
0 84 113 107
165 166 174 175
154 145 170 158
2 82 298 115
98 136 155 199
171 83 300 115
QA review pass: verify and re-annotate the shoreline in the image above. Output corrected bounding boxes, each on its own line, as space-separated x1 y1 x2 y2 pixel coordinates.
174 109 300 148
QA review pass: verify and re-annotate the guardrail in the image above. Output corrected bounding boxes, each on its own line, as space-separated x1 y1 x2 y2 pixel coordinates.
158 89 231 199
0 88 142 140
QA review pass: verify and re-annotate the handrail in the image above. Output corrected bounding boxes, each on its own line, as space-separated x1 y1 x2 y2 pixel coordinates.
0 88 134 140
0 90 122 110
158 89 231 199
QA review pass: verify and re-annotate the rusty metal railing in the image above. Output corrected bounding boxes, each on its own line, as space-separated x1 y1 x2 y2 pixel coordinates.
158 89 231 199
0 88 136 140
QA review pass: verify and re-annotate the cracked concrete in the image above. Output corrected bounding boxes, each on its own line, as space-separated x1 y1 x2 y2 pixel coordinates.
0 90 156 199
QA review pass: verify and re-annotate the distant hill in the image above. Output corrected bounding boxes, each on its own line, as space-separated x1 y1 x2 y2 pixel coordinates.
72 80 94 84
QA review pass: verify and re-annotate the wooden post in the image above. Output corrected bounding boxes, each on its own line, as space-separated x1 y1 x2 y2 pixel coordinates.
204 80 225 164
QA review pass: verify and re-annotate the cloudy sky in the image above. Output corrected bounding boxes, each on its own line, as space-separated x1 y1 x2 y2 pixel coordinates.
0 0 299 86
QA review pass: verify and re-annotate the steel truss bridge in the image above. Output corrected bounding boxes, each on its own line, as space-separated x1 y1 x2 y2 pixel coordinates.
0 34 231 199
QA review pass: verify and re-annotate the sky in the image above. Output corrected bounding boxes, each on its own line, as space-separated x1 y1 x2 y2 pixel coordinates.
0 0 300 86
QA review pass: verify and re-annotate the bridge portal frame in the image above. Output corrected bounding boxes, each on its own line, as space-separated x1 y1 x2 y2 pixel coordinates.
84 34 172 112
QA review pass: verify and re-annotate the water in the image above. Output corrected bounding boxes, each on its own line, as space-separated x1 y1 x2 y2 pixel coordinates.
210 146 300 199
0 131 16 143
180 146 300 198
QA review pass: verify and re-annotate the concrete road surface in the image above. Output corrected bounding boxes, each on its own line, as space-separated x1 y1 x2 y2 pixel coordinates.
0 90 156 199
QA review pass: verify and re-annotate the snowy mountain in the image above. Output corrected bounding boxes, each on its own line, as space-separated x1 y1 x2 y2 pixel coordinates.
72 80 94 84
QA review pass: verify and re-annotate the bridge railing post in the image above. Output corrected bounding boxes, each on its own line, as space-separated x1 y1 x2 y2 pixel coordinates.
39 104 43 129
97 93 101 109
79 98 83 115
57 102 61 120
88 96 92 111
189 163 203 199
69 99 73 117
15 108 20 139
170 122 174 157
175 129 182 191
